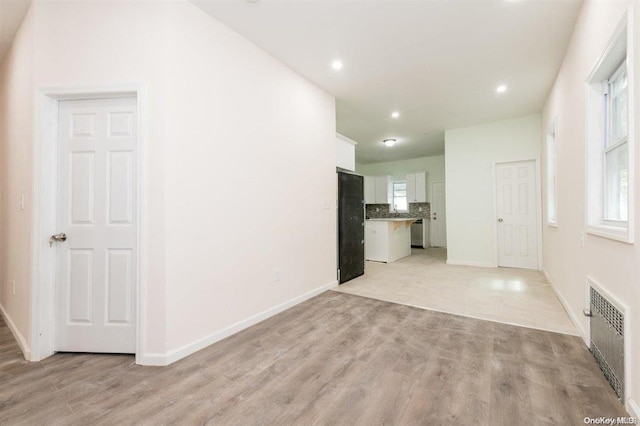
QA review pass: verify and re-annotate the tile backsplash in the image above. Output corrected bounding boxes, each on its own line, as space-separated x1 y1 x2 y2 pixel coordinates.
366 203 430 219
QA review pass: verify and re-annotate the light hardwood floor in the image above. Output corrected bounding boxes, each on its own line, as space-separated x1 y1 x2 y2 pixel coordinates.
0 291 626 425
334 248 577 335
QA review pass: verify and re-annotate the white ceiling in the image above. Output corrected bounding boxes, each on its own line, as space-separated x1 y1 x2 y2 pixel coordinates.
191 0 582 164
0 0 32 65
0 1 583 164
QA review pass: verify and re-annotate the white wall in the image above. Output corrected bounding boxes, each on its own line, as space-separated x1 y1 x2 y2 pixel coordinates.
162 2 336 356
542 1 640 415
0 5 34 355
0 0 337 365
445 114 541 267
356 154 445 202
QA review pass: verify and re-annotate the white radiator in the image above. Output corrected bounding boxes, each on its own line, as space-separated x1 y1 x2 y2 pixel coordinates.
588 280 625 401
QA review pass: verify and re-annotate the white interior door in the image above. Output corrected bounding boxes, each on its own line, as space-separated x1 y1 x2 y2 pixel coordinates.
496 160 538 270
54 97 137 353
430 182 447 247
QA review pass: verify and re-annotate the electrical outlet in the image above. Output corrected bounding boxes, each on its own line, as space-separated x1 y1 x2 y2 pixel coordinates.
274 268 280 281
418 207 423 212
376 208 379 212
12 280 16 296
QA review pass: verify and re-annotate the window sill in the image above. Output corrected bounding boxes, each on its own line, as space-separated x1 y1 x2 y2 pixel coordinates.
586 224 633 244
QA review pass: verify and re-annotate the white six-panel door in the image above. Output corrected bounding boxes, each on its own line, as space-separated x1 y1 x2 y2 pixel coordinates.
54 98 137 353
496 160 538 270
430 182 447 247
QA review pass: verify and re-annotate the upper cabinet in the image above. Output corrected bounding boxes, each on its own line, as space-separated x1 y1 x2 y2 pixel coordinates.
364 176 376 204
335 133 357 171
364 175 392 204
375 175 392 204
406 172 428 203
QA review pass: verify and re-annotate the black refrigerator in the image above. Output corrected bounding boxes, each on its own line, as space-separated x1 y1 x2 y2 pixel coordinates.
337 172 365 284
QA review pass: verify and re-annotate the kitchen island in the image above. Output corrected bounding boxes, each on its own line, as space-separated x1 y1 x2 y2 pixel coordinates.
365 218 417 262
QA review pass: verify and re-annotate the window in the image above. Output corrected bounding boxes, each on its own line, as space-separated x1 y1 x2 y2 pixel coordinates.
604 62 628 222
392 181 408 212
586 10 634 243
546 119 558 226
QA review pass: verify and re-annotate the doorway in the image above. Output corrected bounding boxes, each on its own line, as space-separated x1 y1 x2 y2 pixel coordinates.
430 181 447 247
32 88 144 361
495 160 538 269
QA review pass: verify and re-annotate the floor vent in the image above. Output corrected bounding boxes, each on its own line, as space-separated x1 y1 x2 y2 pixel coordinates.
589 285 624 401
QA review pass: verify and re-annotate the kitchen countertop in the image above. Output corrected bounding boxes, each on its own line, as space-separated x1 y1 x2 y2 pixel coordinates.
366 218 419 222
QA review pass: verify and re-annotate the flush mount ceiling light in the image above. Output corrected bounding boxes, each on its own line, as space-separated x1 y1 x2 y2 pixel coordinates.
496 85 508 93
383 139 397 147
391 111 400 118
331 60 343 70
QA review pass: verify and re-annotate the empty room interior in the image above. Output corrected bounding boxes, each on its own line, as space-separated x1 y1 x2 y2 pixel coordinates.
1 0 640 424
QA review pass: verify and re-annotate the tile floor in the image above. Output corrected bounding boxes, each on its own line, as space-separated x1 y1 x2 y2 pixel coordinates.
333 248 578 335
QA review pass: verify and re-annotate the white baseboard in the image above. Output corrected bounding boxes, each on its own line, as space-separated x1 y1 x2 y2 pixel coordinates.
137 280 338 366
627 399 640 419
0 302 31 360
542 269 587 345
446 259 495 268
136 352 167 367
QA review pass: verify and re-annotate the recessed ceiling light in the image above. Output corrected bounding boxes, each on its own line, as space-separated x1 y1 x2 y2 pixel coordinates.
383 139 397 147
496 85 508 93
331 60 343 71
391 111 400 119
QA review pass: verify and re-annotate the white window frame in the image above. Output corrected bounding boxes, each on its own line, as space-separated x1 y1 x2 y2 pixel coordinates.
392 181 408 213
585 8 635 243
546 118 558 227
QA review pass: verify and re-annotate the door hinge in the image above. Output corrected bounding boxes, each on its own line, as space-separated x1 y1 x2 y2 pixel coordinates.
337 269 341 281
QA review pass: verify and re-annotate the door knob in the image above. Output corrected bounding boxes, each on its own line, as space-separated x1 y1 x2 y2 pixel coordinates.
497 218 504 223
49 232 67 247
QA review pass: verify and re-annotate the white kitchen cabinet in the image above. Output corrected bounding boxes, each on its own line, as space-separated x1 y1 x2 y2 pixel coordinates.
364 176 376 204
364 175 392 204
365 219 414 262
374 175 392 204
406 172 428 203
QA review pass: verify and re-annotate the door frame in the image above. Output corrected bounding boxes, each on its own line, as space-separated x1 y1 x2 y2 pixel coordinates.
430 180 446 248
31 85 147 363
492 158 543 270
